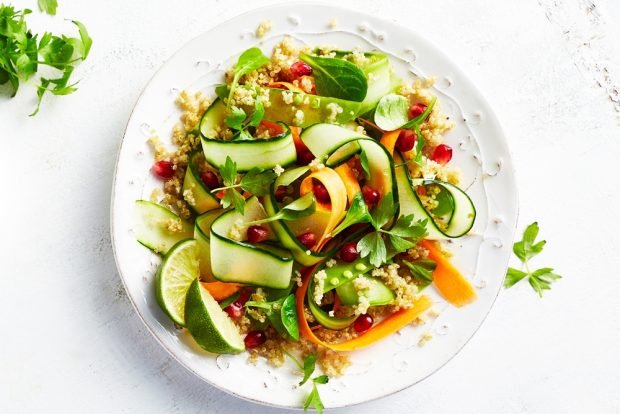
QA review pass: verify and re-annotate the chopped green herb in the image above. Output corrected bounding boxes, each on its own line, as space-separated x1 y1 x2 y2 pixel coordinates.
504 222 561 297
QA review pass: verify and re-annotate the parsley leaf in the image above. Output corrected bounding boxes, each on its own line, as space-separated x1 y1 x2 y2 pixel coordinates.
247 193 316 226
38 0 58 15
219 156 237 187
330 192 372 237
370 192 396 230
299 354 316 386
357 231 386 268
238 167 276 196
504 222 561 297
225 105 246 130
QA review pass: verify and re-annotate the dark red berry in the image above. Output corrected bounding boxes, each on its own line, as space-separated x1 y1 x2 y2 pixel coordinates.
297 232 316 249
409 103 427 119
395 129 416 152
151 161 175 180
244 330 267 348
297 149 315 165
224 302 243 319
247 225 269 243
290 61 313 78
362 185 380 206
431 144 453 165
200 171 220 190
313 180 331 203
353 314 374 334
274 186 288 202
339 242 359 262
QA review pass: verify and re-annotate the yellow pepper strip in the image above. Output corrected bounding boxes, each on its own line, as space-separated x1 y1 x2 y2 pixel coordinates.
299 167 347 250
334 163 361 204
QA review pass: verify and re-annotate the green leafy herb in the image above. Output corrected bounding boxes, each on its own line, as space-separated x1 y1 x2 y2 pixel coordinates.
248 193 316 225
504 222 561 297
304 375 328 414
374 93 410 131
245 294 299 340
330 192 372 237
401 96 437 130
38 0 57 16
359 150 371 178
214 84 229 101
213 160 276 214
403 259 436 288
300 354 316 386
300 52 368 102
249 98 265 127
357 232 386 268
225 105 246 130
227 47 269 110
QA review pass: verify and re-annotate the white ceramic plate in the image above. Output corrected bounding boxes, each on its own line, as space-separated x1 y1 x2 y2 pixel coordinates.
111 2 518 409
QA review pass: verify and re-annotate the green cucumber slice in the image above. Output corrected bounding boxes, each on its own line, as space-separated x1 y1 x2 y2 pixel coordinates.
210 197 293 288
394 152 476 239
336 275 395 306
133 200 193 254
194 208 227 281
182 152 220 214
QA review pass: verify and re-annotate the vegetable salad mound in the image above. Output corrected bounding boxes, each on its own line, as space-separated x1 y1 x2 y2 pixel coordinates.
135 37 477 386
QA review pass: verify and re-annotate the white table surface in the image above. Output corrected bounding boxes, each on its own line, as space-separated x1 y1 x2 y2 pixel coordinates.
1 0 619 413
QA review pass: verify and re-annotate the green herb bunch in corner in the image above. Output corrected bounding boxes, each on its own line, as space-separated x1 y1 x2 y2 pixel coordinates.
0 3 92 115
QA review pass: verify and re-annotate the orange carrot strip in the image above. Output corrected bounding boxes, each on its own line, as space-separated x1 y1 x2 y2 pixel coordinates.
201 281 241 302
419 240 477 307
296 266 432 351
379 129 401 155
334 163 361 204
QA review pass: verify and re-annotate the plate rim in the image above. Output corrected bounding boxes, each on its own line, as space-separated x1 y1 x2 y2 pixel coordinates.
110 2 520 410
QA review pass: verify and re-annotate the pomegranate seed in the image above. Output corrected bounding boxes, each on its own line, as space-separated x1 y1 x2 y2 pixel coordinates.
431 144 453 165
290 61 313 78
313 180 331 203
244 330 267 348
353 314 374 333
297 149 315 165
362 185 380 206
151 161 175 180
200 171 220 190
247 225 269 243
297 232 316 249
395 129 416 152
408 103 427 119
339 242 359 262
224 302 243 319
274 186 288 202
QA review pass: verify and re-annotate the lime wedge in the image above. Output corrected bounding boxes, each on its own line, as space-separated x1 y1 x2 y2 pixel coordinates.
184 279 245 354
155 239 199 326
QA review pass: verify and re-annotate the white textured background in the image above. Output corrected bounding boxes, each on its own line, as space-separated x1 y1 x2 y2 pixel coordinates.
1 0 619 413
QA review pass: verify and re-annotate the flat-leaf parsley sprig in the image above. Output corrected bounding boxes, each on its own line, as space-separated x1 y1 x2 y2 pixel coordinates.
504 222 561 297
282 351 329 414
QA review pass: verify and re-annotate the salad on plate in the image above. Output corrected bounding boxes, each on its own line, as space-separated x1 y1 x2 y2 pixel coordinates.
133 37 477 383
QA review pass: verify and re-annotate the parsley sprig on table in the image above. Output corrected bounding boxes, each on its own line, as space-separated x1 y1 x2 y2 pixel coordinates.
0 4 91 115
504 222 561 297
213 156 276 214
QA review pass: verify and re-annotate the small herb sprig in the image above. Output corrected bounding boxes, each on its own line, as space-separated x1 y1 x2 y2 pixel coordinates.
246 192 316 226
283 352 329 414
213 156 276 214
356 194 428 267
37 0 57 15
504 222 561 297
0 4 92 115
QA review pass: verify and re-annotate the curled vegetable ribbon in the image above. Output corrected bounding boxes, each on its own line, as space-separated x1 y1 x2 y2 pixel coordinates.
296 265 432 351
299 167 347 250
334 163 361 205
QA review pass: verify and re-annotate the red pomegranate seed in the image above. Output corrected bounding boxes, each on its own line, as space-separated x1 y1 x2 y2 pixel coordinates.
297 149 315 165
151 161 175 180
395 129 416 152
313 180 331 203
353 314 374 333
274 186 288 202
224 302 243 319
339 242 359 262
200 171 220 190
362 185 380 206
244 330 267 348
290 61 313 78
247 225 269 243
297 232 316 249
431 144 453 165
409 103 427 119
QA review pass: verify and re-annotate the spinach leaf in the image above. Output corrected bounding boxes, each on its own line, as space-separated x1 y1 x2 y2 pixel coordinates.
280 294 299 341
300 53 367 102
374 93 410 131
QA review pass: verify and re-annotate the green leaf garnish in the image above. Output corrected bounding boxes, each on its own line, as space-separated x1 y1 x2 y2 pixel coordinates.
38 0 57 16
227 47 269 111
504 222 561 297
245 294 299 340
401 96 437 130
357 232 386 268
403 259 436 288
248 193 316 225
300 354 316 386
225 105 246 130
249 98 265 127
359 150 371 178
237 167 276 196
330 192 372 237
300 52 368 102
214 84 229 101
304 375 329 414
374 93 410 131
